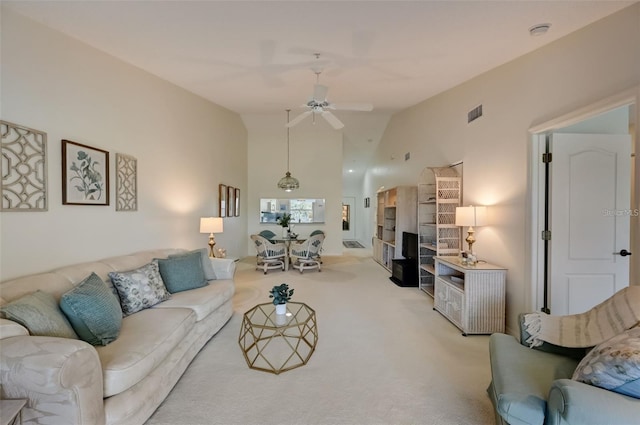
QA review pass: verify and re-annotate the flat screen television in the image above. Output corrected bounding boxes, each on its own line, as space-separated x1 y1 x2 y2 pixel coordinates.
402 231 418 260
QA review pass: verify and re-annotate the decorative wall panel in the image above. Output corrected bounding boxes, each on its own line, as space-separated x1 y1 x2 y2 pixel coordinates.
116 153 137 211
0 120 48 211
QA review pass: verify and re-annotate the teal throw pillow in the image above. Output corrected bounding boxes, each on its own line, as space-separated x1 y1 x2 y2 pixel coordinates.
157 250 208 293
169 248 216 281
109 260 171 316
60 272 123 346
572 327 640 398
0 290 78 339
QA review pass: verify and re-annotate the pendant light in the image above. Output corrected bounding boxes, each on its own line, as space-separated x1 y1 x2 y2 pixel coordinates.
277 109 300 192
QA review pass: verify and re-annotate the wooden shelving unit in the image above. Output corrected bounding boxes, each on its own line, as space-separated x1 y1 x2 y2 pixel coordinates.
418 167 461 296
373 186 417 272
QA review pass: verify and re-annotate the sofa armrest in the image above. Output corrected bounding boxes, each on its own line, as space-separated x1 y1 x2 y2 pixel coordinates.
547 378 640 425
0 335 105 425
0 318 29 340
209 258 236 280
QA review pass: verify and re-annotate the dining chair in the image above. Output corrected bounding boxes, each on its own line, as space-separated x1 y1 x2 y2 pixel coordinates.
309 230 325 263
258 229 277 243
250 234 286 274
289 233 324 273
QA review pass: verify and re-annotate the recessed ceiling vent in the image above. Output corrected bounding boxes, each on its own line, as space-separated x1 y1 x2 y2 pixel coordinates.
468 104 483 123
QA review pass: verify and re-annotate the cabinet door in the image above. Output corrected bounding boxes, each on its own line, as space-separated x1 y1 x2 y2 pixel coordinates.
434 278 448 313
446 285 464 329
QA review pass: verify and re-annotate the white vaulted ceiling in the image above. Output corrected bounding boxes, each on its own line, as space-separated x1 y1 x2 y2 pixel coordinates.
3 0 635 176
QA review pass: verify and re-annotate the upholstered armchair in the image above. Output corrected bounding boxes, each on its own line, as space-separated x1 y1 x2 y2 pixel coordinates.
289 233 324 273
250 234 286 274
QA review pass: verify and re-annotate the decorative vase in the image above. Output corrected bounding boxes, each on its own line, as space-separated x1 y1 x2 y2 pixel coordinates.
282 227 288 237
275 303 287 315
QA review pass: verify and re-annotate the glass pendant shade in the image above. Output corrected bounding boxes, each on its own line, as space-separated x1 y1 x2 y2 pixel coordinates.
278 110 299 192
277 172 300 192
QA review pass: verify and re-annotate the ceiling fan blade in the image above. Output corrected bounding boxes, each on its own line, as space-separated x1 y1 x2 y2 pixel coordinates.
330 102 374 112
321 111 344 129
313 84 329 101
286 110 312 127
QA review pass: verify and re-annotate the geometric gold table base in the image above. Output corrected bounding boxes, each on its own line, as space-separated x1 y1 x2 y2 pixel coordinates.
239 302 318 375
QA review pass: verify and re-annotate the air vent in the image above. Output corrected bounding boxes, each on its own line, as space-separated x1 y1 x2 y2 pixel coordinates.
468 104 483 123
405 152 410 161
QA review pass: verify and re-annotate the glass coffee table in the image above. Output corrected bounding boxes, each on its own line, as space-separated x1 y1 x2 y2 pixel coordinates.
238 302 318 375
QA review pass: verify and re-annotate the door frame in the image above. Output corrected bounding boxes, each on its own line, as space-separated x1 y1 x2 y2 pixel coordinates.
527 86 639 312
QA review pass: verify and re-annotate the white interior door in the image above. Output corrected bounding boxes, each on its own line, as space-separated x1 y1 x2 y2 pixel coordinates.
550 133 632 314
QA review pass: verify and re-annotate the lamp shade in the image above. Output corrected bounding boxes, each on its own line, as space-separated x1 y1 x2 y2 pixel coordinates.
200 217 223 234
455 206 487 227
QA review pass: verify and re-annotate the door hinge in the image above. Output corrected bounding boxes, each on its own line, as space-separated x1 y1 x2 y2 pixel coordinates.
542 153 552 163
541 230 551 241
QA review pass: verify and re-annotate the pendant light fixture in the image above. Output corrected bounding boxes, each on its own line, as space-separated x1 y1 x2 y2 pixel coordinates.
277 109 300 192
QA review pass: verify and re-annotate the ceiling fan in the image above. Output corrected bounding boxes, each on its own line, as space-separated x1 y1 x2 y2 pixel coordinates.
286 68 373 130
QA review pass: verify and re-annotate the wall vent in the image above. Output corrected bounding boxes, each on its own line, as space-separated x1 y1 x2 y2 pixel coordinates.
468 104 483 123
405 152 410 161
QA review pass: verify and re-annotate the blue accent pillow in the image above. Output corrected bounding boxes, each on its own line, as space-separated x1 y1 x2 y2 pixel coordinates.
60 272 123 346
157 250 208 293
169 248 216 281
0 290 78 339
572 327 640 398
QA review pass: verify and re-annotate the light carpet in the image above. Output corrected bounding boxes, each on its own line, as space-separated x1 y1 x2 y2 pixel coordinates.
146 254 494 425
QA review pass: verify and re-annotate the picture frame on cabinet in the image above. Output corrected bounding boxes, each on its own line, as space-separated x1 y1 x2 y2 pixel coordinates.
62 139 109 206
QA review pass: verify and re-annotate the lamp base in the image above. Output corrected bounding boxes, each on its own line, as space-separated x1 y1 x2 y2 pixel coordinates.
208 234 216 258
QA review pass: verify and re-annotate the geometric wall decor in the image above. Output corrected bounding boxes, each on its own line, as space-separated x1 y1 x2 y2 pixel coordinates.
115 153 137 211
0 120 48 211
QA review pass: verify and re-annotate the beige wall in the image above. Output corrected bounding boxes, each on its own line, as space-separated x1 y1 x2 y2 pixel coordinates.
244 114 344 255
364 4 640 333
0 8 248 280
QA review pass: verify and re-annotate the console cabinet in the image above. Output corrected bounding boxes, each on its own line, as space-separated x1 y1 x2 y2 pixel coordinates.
373 186 417 271
434 256 506 335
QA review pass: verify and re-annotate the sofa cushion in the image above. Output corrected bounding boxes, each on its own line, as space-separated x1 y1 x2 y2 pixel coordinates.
489 333 580 425
572 327 640 398
0 290 78 339
109 260 171 316
158 250 207 293
95 307 196 397
169 248 216 281
60 272 123 346
153 279 235 321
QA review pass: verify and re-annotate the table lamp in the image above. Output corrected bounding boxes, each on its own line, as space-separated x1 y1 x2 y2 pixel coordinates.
200 217 224 258
455 205 487 262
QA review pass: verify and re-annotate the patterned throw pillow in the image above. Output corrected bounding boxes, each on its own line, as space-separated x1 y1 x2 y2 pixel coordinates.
0 290 78 339
158 250 208 293
60 272 123 346
108 260 171 316
572 327 640 398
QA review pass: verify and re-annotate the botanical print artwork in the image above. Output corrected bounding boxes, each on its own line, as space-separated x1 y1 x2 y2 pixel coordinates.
62 140 110 205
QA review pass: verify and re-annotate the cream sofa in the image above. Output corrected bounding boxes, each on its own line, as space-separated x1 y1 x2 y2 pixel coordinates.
0 249 235 425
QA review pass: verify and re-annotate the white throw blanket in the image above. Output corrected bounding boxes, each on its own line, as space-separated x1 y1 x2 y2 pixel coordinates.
523 286 640 348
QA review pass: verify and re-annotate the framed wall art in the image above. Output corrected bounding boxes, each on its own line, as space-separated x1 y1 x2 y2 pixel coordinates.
62 139 109 206
219 184 227 217
234 187 240 216
115 153 137 211
0 120 48 211
227 185 235 217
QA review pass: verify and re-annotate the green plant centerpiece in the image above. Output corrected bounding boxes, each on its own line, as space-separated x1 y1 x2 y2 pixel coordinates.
269 283 294 305
276 213 292 228
269 283 294 315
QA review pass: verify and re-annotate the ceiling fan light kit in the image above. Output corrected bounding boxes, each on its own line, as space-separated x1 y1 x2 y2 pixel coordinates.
277 110 300 192
287 57 373 130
